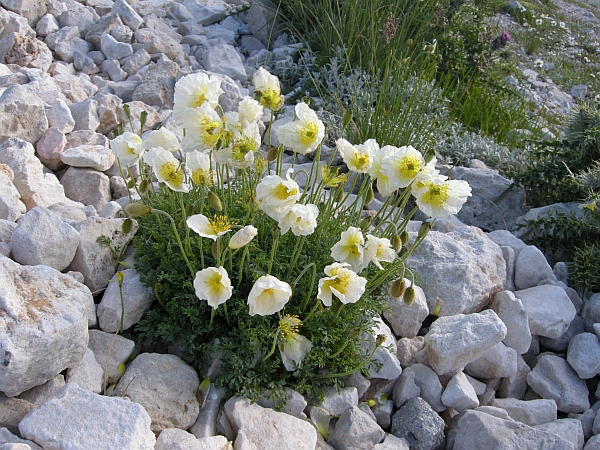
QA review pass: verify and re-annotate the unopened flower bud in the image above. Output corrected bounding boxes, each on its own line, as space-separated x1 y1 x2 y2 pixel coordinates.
126 178 136 189
398 247 408 258
401 57 409 64
334 187 345 204
360 216 371 232
403 286 415 306
391 235 402 253
255 155 266 174
116 271 125 287
433 298 443 316
138 179 150 194
229 225 258 249
391 278 406 298
400 231 409 246
375 334 386 347
211 241 218 259
406 38 414 46
208 190 222 212
418 221 431 239
185 204 195 217
364 184 374 206
124 202 151 218
342 108 353 128
267 146 279 161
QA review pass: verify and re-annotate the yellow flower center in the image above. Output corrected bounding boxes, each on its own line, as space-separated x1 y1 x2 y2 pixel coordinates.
260 89 282 110
193 93 208 108
126 146 136 155
208 273 223 290
274 183 298 200
159 162 183 184
395 156 422 180
209 215 234 234
423 182 450 207
231 136 258 162
191 169 212 187
279 314 302 340
200 119 222 147
298 122 319 146
354 153 371 171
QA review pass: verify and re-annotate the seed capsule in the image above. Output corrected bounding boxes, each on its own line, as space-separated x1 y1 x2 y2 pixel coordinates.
403 286 415 306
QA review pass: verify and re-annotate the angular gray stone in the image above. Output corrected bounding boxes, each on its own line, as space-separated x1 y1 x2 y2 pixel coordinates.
87 329 134 386
65 347 103 394
500 245 516 291
527 354 589 414
45 99 75 134
407 227 506 316
67 216 137 293
224 396 317 450
514 285 576 339
539 315 585 352
441 372 479 413
0 172 24 222
396 337 425 369
465 342 518 379
393 368 421 409
404 364 445 413
514 245 556 290
182 0 228 25
568 409 595 441
189 385 226 439
256 388 307 418
490 398 557 426
424 309 507 375
132 28 182 60
0 392 33 434
17 375 65 406
320 387 358 417
10 206 80 271
0 85 47 144
0 255 91 397
0 427 42 450
132 61 179 109
60 144 115 171
361 317 402 380
390 397 445 450
498 354 531 400
61 167 110 216
101 33 133 60
486 230 527 259
35 126 66 171
245 0 281 45
113 353 200 432
491 290 531 354
70 98 100 132
372 434 410 450
328 405 385 450
112 0 143 31
384 280 428 338
567 332 600 380
535 419 584 450
201 44 247 84
19 383 155 449
453 410 576 449
582 293 600 324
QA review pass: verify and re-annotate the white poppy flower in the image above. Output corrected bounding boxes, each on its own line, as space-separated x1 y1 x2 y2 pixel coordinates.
238 97 264 124
110 132 144 166
276 103 325 155
143 147 190 192
253 67 285 111
368 145 397 197
228 225 258 249
142 127 180 153
412 178 472 219
278 203 319 236
181 103 223 152
216 120 261 169
172 72 223 125
380 145 426 190
317 262 367 306
330 226 365 273
247 275 292 316
187 214 232 240
362 234 396 271
255 169 301 220
186 150 212 187
280 333 312 371
336 138 379 174
193 266 232 308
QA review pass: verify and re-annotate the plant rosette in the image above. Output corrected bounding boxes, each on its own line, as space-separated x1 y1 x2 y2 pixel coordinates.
110 68 471 402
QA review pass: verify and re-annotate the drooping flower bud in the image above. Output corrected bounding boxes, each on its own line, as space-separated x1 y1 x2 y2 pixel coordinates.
417 221 431 239
391 278 406 298
267 146 279 161
342 108 353 128
433 298 443 316
403 286 415 306
124 202 151 218
364 184 375 206
138 179 149 194
391 235 402 253
185 204 195 217
211 241 218 259
208 190 222 212
121 218 134 234
400 231 409 246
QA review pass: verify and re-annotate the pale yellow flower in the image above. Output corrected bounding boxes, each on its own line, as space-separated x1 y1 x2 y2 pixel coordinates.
142 127 180 153
193 266 232 308
181 103 223 152
280 333 312 371
172 72 223 125
412 178 472 219
187 214 232 240
276 103 325 155
228 225 258 249
278 203 319 236
380 145 425 190
253 67 284 111
238 96 264 124
110 132 144 166
185 150 212 187
317 262 367 306
336 138 378 174
216 120 261 169
255 169 301 220
330 226 365 273
368 145 397 197
247 275 292 316
143 147 190 192
362 234 396 271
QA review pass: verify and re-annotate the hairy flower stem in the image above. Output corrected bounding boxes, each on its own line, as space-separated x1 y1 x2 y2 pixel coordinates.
152 209 195 278
316 343 380 379
268 235 279 274
262 330 280 362
179 193 192 255
237 246 250 288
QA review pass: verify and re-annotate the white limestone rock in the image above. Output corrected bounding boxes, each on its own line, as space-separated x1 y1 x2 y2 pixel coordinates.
201 44 247 84
527 354 589 414
384 280 429 338
0 172 24 222
403 363 445 413
0 428 42 450
514 245 556 290
155 428 230 450
491 290 531 354
535 419 584 450
498 354 531 400
441 372 479 413
189 386 227 439
406 226 506 316
328 405 385 450
66 347 103 394
9 206 80 271
87 329 135 385
112 0 143 30
97 269 154 333
500 245 516 291
0 393 33 434
490 398 558 426
0 255 91 397
66 216 138 293
21 172 68 210
514 285 576 339
396 337 425 369
113 353 200 432
392 368 421 409
567 332 600 380
224 396 317 450
0 138 43 203
256 388 307 419
424 309 507 375
19 383 155 449
486 230 527 259
464 341 518 379
183 0 228 25
60 144 115 172
0 83 47 145
45 99 75 134
17 375 65 406
320 387 358 417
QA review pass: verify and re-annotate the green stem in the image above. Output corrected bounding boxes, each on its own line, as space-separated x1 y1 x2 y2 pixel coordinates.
152 209 195 277
262 330 280 362
315 342 380 379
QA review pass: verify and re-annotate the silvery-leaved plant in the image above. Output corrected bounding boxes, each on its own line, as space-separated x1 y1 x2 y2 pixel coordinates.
109 67 471 403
